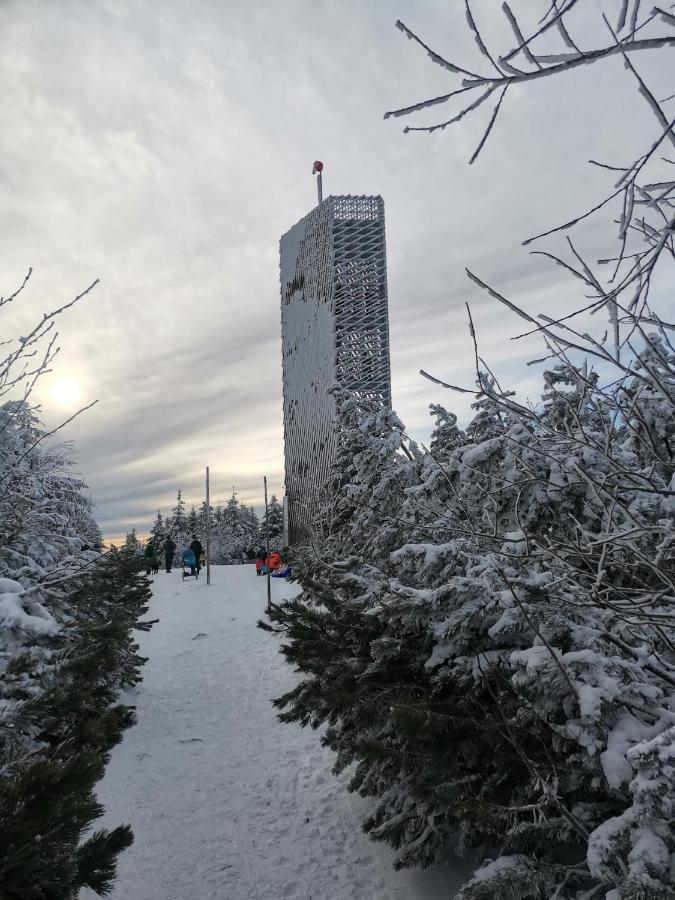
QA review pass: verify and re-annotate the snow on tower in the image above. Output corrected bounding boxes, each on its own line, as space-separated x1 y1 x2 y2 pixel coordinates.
280 189 391 545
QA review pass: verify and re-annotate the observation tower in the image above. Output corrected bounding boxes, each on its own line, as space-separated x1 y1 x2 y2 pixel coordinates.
280 162 391 544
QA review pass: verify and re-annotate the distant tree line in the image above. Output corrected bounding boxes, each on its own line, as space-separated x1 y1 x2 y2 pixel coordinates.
123 490 285 563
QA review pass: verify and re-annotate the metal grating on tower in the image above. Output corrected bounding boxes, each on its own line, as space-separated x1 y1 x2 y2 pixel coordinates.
280 194 391 545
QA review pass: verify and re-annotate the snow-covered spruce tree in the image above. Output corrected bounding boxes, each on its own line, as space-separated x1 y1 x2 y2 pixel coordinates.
222 494 243 560
241 504 260 553
122 528 142 556
0 273 152 898
1 546 151 899
169 489 187 536
166 489 190 555
186 504 198 537
265 5 675 897
387 6 675 891
260 494 284 550
211 493 259 562
150 509 166 548
267 342 675 896
264 390 509 869
197 498 214 539
210 503 234 564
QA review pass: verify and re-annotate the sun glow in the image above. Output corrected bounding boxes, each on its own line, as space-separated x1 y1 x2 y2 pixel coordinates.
50 377 81 409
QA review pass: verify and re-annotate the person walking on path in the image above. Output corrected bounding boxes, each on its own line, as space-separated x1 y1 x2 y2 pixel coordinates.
189 535 203 574
144 540 159 576
164 535 176 573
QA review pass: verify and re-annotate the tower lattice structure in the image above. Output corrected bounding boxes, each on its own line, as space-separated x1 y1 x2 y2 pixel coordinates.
280 195 391 544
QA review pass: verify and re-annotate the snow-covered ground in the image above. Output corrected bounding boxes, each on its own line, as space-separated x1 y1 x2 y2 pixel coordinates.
81 565 467 900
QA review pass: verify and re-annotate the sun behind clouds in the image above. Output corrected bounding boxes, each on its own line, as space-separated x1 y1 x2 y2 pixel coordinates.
50 377 81 409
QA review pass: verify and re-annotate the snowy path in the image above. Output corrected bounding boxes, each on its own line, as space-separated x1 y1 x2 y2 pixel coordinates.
82 566 465 900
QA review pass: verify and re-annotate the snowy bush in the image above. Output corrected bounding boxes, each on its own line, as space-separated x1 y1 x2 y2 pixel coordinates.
268 337 675 897
0 273 152 899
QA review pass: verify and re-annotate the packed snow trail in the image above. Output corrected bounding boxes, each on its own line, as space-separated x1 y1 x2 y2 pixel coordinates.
82 565 466 900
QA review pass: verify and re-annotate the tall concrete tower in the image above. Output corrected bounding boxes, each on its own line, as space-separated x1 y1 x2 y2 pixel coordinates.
280 194 391 545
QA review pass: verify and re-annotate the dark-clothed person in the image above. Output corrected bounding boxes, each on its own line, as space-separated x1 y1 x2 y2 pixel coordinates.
189 536 203 573
164 536 176 573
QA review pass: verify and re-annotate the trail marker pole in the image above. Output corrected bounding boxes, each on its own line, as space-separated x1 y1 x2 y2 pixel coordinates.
206 466 211 586
264 475 271 615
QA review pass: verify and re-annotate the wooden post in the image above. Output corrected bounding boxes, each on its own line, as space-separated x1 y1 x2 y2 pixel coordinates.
264 475 271 614
206 466 211 586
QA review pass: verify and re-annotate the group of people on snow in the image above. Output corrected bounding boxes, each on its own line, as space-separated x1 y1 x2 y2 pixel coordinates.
254 549 290 578
143 534 203 576
142 538 290 579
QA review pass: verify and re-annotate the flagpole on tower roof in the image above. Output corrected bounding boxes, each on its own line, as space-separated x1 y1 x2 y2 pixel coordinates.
312 160 323 204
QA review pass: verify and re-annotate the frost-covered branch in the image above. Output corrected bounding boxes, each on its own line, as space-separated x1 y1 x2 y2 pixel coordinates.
387 1 675 359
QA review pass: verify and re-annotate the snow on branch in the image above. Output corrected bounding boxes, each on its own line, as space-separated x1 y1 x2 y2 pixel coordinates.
386 2 675 362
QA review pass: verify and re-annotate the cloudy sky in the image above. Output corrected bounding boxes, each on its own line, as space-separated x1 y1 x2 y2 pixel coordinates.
1 0 672 540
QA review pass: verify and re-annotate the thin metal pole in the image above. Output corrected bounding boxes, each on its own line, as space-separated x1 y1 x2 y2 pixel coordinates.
264 475 271 614
206 466 211 585
317 171 323 204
